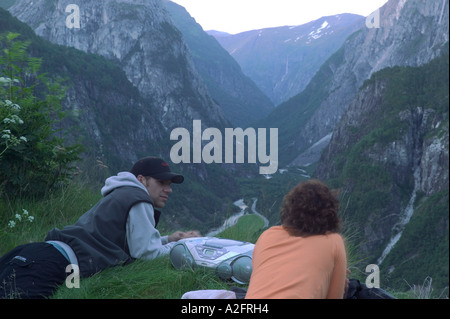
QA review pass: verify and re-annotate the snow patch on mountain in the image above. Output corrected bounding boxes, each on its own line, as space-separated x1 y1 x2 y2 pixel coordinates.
307 21 331 42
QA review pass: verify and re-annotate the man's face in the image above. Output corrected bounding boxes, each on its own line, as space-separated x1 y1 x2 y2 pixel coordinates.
139 176 173 208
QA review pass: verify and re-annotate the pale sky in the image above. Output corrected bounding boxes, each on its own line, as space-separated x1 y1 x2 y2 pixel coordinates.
169 0 389 34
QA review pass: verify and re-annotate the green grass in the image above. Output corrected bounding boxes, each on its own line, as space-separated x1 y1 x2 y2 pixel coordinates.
53 257 235 299
218 214 265 244
1 178 436 299
52 213 265 299
0 181 102 255
0 180 265 299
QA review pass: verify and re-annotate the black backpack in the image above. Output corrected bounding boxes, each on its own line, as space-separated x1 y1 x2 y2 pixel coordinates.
231 279 397 299
345 279 397 299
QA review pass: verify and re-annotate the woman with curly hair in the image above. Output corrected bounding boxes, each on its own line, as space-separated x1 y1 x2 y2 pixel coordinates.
245 179 347 299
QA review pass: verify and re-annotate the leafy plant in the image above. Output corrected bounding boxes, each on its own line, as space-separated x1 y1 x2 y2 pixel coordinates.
0 32 82 198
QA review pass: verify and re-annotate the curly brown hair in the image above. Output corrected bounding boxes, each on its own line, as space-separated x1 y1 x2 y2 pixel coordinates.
280 179 341 237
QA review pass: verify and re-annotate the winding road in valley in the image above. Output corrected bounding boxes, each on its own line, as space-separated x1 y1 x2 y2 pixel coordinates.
206 198 269 237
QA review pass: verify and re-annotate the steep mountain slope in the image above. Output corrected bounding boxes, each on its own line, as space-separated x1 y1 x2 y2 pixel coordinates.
0 7 164 172
165 1 274 127
213 14 364 105
258 0 449 167
316 53 449 291
9 0 228 132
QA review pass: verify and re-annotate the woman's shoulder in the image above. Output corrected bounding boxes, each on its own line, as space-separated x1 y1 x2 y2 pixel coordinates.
256 225 288 242
325 232 345 243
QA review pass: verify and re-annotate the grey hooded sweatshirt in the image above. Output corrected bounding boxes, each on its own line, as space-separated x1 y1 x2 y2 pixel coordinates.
46 172 176 277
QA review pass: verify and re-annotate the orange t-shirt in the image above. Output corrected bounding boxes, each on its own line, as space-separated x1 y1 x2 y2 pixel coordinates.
245 226 347 299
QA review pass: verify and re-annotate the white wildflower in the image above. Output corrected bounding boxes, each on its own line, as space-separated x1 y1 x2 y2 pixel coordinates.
0 77 11 86
15 213 22 221
8 220 16 228
3 115 23 125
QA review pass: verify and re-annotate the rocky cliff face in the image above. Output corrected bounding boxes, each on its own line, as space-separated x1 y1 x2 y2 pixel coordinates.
286 0 449 166
9 0 228 131
317 78 449 198
315 52 449 289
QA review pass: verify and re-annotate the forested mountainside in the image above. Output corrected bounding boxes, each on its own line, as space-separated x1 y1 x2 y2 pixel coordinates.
316 53 449 291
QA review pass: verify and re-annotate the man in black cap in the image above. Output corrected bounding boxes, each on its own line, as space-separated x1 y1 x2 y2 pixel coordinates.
0 157 200 299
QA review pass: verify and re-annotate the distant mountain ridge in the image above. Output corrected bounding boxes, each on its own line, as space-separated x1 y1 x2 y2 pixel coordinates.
211 13 364 105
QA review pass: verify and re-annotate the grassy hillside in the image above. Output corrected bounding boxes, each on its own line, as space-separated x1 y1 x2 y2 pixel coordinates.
0 179 260 299
1 177 439 299
52 214 266 299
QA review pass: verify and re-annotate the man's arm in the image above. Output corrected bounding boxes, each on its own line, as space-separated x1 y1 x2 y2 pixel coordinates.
126 203 202 260
126 202 175 260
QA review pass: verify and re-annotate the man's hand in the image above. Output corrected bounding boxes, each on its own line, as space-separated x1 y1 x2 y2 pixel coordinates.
183 230 201 238
168 230 201 242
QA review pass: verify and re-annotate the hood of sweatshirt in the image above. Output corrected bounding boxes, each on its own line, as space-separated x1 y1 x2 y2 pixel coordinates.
101 172 148 197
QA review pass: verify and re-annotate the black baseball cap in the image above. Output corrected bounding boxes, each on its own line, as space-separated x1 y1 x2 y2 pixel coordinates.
130 157 184 184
